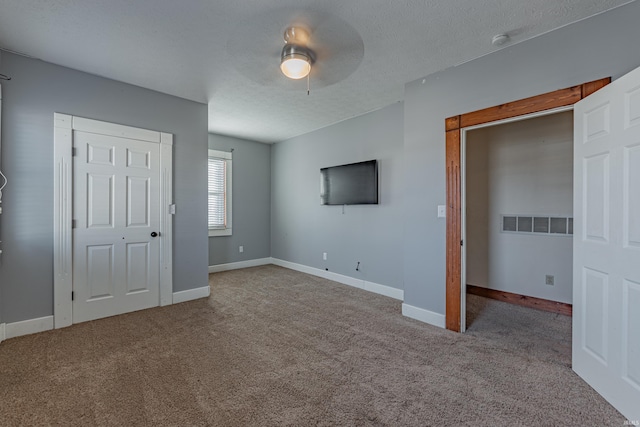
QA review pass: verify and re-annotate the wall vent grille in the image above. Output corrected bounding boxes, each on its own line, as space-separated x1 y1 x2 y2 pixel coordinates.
501 215 573 236
503 216 517 232
534 217 549 233
550 217 568 234
517 216 533 232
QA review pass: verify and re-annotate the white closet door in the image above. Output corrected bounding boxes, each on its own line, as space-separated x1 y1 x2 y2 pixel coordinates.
573 65 640 421
73 130 160 323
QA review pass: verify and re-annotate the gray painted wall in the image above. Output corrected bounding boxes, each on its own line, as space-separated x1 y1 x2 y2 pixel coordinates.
466 112 573 303
0 52 208 323
271 102 404 290
402 0 640 315
208 133 271 266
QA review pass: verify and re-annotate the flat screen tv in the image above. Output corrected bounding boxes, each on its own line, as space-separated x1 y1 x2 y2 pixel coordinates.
320 160 378 205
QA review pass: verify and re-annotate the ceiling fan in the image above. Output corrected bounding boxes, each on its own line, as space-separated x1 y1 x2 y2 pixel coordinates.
226 8 364 91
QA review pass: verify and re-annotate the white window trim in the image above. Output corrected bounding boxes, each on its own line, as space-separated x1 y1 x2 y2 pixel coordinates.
208 149 232 237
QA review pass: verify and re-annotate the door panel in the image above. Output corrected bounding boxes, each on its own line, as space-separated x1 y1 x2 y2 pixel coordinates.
86 244 115 300
73 130 160 323
623 280 640 389
624 145 640 247
127 176 150 227
582 267 608 363
88 143 114 166
625 87 640 127
87 174 114 228
127 148 150 169
583 154 609 242
583 103 610 141
574 65 640 421
126 242 150 293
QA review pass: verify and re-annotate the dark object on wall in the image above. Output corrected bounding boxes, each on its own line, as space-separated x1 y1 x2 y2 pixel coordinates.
320 160 378 205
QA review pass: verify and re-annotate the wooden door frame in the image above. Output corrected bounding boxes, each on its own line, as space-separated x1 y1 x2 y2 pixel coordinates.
53 113 174 328
444 77 610 332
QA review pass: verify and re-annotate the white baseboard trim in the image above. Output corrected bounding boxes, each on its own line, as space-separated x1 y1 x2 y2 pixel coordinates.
271 258 404 301
364 280 404 300
402 304 445 329
209 257 272 273
173 286 211 304
272 258 364 289
5 316 54 340
0 323 5 343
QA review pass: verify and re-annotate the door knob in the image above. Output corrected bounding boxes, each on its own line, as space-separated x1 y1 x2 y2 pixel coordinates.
150 232 158 237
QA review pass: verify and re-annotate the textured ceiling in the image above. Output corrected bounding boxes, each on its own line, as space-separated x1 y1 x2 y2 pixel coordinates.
0 0 634 143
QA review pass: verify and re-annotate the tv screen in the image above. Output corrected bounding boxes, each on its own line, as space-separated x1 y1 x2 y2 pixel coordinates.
320 160 378 205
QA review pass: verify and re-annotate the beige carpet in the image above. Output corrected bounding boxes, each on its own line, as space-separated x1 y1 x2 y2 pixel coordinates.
0 265 624 426
465 292 574 367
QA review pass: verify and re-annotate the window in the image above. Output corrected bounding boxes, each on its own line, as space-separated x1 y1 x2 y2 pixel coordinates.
208 149 232 236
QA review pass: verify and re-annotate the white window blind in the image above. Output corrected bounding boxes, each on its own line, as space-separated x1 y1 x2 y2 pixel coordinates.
208 149 232 236
208 157 225 228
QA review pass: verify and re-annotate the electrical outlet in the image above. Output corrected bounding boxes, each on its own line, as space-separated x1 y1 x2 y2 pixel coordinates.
239 246 244 253
323 252 327 261
437 205 446 218
545 275 554 286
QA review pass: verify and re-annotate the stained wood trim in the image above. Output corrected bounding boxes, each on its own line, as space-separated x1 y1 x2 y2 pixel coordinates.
445 115 460 132
446 77 611 131
460 86 581 128
467 285 572 317
445 129 462 332
444 77 610 332
582 77 611 98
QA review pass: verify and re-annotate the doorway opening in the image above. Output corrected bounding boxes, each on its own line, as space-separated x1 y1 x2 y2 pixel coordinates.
462 109 574 350
444 77 611 333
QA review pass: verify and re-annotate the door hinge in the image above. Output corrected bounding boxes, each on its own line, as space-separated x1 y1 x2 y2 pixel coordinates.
461 240 464 246
72 219 77 229
71 147 77 157
71 291 75 301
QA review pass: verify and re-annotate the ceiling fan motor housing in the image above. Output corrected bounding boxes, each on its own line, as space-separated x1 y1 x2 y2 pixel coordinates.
280 26 315 79
281 44 314 65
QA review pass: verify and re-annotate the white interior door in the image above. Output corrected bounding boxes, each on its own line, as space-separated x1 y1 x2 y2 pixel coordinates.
73 130 160 323
573 65 640 421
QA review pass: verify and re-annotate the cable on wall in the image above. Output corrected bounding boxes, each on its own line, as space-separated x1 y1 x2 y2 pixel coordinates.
0 170 6 206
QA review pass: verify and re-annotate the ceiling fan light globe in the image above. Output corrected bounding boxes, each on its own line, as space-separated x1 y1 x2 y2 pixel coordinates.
280 44 313 80
280 55 311 79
